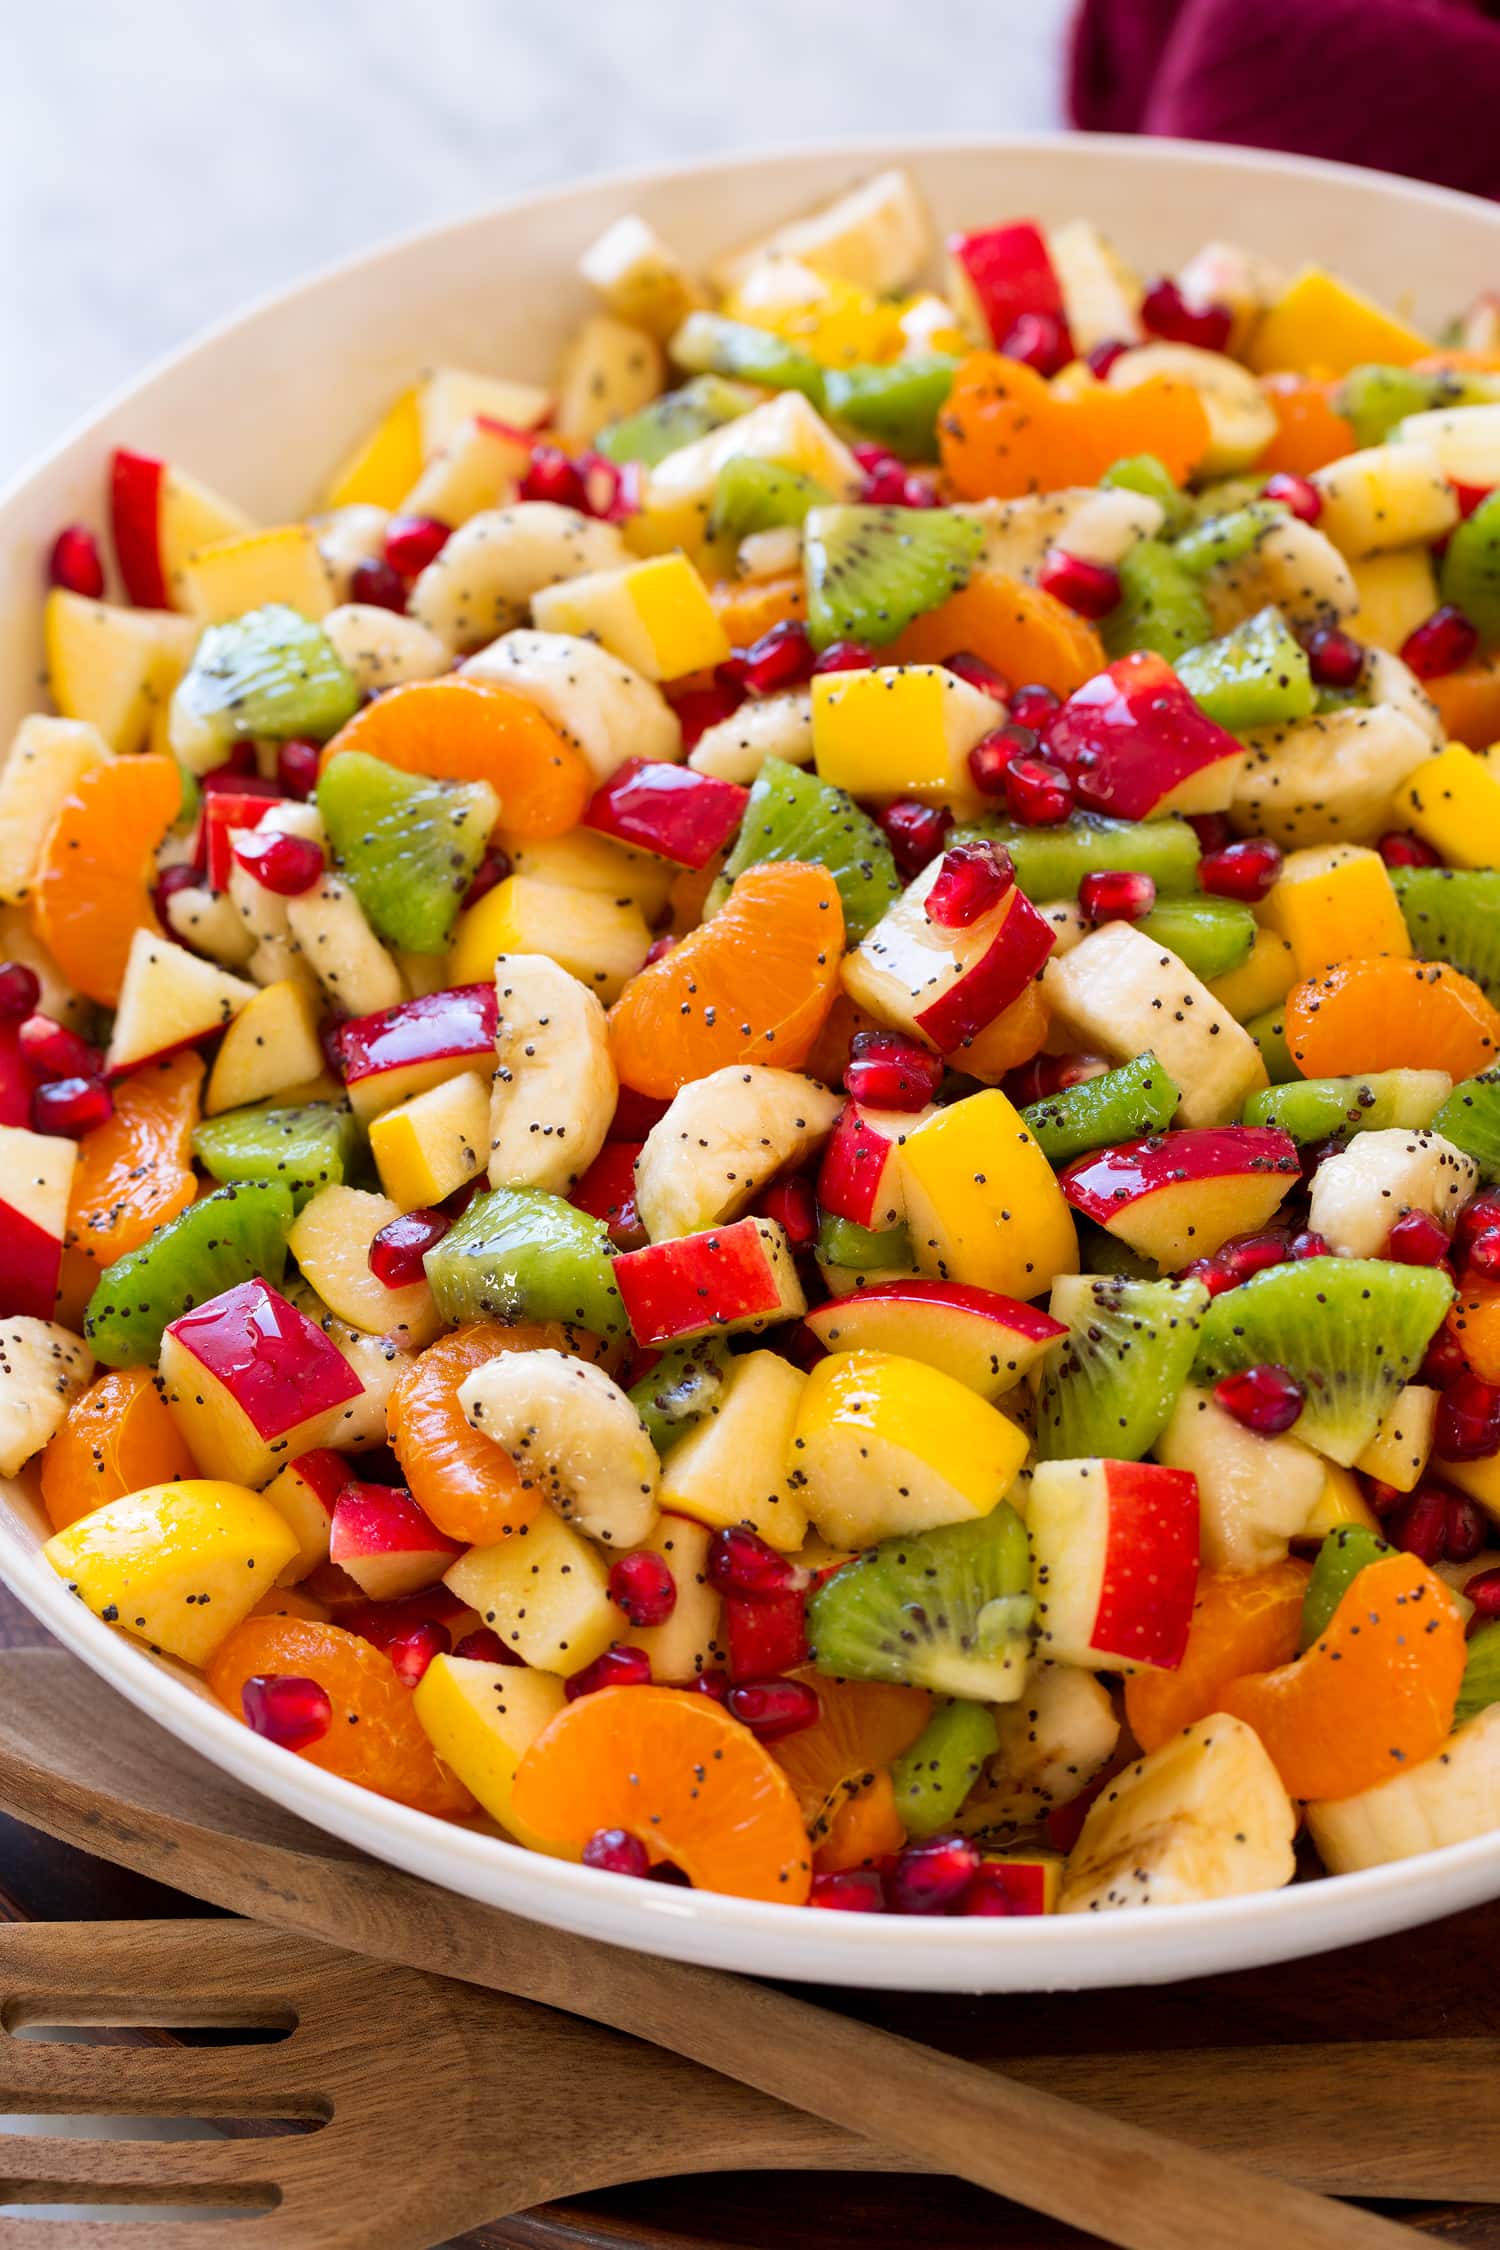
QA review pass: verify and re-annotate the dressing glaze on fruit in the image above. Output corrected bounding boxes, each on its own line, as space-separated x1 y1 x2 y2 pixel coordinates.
15 171 1500 1920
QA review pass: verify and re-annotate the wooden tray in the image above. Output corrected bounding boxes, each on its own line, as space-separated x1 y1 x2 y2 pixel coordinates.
0 1584 1492 2249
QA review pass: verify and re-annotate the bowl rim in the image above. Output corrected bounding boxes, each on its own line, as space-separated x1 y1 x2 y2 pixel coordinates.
7 129 1500 1988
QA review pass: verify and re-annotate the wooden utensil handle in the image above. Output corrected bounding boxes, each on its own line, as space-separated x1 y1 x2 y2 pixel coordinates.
0 1653 1409 2250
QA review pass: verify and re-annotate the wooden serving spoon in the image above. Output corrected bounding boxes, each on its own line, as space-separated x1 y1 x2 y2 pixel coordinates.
0 1650 1418 2250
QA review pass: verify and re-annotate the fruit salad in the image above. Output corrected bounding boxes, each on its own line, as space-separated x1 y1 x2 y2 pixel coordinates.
12 170 1500 1923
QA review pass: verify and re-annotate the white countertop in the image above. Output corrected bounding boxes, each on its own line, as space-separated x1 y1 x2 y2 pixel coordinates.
1 0 1066 485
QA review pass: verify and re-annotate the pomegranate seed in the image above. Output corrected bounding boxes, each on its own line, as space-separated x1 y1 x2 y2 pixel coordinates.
1139 276 1233 353
1003 753 1075 826
1421 1323 1468 1388
888 1832 981 1915
200 748 270 789
1217 1231 1291 1287
452 1626 522 1666
1006 1052 1107 1107
1469 1226 1500 1279
1262 471 1322 524
1087 338 1131 378
1198 838 1283 903
1363 1478 1405 1519
706 1527 806 1599
577 452 633 521
1386 1209 1453 1265
1387 1484 1451 1563
1401 605 1478 680
1303 626 1366 689
608 1550 677 1628
1455 1191 1500 1262
927 840 1015 929
941 650 1011 703
19 1014 98 1080
0 963 40 1023
565 1645 652 1700
754 1176 818 1248
32 1075 112 1137
670 681 744 749
809 1869 888 1912
384 514 450 577
742 621 814 695
724 1676 820 1741
1291 1229 1332 1260
1448 1493 1488 1563
1213 1362 1305 1435
1186 813 1233 855
684 1667 730 1703
1437 1371 1500 1460
811 640 877 675
1037 550 1121 620
962 1862 1044 1917
520 444 589 512
1464 1566 1500 1621
1008 682 1062 732
1454 480 1494 520
1177 1254 1236 1298
845 1029 944 1111
583 1827 651 1878
48 524 106 599
902 473 943 510
856 458 912 506
462 848 511 911
242 1674 332 1751
231 829 325 897
1378 829 1442 870
385 1619 449 1687
968 725 1034 797
999 310 1071 376
275 739 325 799
724 1588 808 1681
348 556 408 613
1079 868 1156 925
368 1208 451 1288
878 800 953 880
642 933 677 967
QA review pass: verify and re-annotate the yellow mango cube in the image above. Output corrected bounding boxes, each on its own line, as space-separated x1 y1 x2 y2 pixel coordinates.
323 386 424 510
1398 742 1500 868
444 1509 615 1675
449 874 651 1002
1247 267 1432 377
1300 1461 1382 1540
180 525 334 622
44 1480 299 1667
812 665 996 811
1349 549 1440 653
531 553 730 681
1207 925 1297 1021
1259 844 1411 975
369 1070 490 1210
412 1654 565 1846
725 262 904 367
899 1089 1078 1301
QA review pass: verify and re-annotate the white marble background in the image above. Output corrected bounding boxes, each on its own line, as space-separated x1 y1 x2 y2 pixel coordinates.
0 0 1068 486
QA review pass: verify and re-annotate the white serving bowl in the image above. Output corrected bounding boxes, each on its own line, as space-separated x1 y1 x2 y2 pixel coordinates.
4 135 1499 1991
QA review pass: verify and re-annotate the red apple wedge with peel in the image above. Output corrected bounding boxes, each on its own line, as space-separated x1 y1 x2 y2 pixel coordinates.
105 931 257 1078
1046 651 1246 818
0 1126 75 1321
160 1278 365 1487
110 447 253 610
803 1280 1066 1401
328 1482 464 1602
1061 1126 1300 1269
582 758 748 870
332 984 499 1123
613 1216 806 1347
260 1446 351 1582
945 220 1069 349
817 1102 934 1231
1029 1456 1200 1672
200 787 279 891
843 855 1054 1057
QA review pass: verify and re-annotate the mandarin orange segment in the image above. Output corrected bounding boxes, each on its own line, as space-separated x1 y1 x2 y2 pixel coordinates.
891 573 1105 697
1254 374 1357 477
1125 1561 1310 1755
319 675 591 841
63 1052 204 1285
510 1684 812 1902
1450 1282 1500 1383
387 1322 547 1544
609 861 844 1099
1285 957 1500 1081
771 1672 931 1840
207 1616 475 1818
39 1366 198 1534
1218 1552 1467 1802
709 573 806 647
814 1768 907 1873
1427 654 1500 751
32 754 182 1005
938 354 1211 501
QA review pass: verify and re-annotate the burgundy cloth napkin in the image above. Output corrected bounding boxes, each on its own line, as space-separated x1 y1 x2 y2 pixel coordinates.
1068 0 1500 203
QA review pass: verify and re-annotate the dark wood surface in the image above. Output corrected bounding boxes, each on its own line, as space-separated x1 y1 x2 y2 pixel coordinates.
1 1584 1496 2249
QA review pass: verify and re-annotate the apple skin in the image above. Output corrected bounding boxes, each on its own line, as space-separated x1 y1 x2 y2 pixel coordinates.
165 1279 363 1442
1046 651 1245 820
110 448 168 608
0 1024 31 1129
803 1279 1066 1400
200 786 280 891
568 1140 645 1248
1060 1126 1300 1268
613 1217 802 1347
817 1103 927 1231
261 1445 351 1581
582 758 747 871
846 857 1054 1058
1032 1456 1200 1673
0 1199 63 1321
916 883 1055 1053
333 984 498 1122
328 1481 464 1601
946 221 1069 348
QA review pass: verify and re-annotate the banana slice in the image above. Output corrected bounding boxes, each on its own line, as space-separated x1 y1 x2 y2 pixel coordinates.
956 486 1163 581
1364 646 1445 748
1309 1703 1500 1872
1046 219 1143 353
314 504 389 598
459 1348 659 1548
688 690 813 785
554 314 665 449
1199 515 1358 636
956 1665 1120 1840
464 628 682 781
1308 1128 1477 1258
489 953 616 1196
411 505 630 653
1044 922 1264 1128
1105 340 1276 475
1233 702 1435 849
635 1065 842 1241
1059 1712 1297 1912
284 875 403 1019
322 604 449 696
0 1318 93 1476
1311 441 1459 560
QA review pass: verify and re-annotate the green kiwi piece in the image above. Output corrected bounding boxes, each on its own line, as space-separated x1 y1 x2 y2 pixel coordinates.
1299 1526 1395 1651
708 458 832 543
1101 539 1211 662
172 605 359 756
1176 606 1316 734
1246 1003 1297 1082
890 1700 999 1839
1457 1623 1500 1727
424 1187 626 1337
717 755 900 941
1390 867 1500 1002
822 356 960 461
951 811 1201 899
628 1336 734 1455
1433 1070 1500 1180
806 1505 1033 1700
1339 363 1473 448
802 504 984 652
1440 491 1500 643
1137 895 1256 980
318 750 495 955
1100 452 1192 536
816 1212 914 1274
1193 1256 1454 1465
1035 1273 1210 1464
670 312 826 405
84 1182 294 1368
1022 1051 1180 1166
1245 1068 1452 1144
594 375 760 467
1174 501 1287 577
1078 1224 1161 1281
192 1101 362 1212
